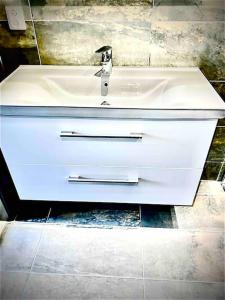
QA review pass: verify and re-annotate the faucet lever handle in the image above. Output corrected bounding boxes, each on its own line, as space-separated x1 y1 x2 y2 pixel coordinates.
95 46 112 54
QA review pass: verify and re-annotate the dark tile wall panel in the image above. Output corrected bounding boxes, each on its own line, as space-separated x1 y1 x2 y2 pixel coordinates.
207 127 225 162
202 162 223 181
0 21 40 80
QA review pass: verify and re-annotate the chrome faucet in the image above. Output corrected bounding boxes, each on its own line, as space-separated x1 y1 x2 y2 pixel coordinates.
95 46 112 96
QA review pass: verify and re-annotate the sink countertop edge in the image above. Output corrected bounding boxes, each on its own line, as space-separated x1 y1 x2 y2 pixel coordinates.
1 65 225 119
1 105 224 120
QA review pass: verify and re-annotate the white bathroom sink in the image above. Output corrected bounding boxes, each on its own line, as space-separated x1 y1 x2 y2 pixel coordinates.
1 65 225 118
44 75 168 107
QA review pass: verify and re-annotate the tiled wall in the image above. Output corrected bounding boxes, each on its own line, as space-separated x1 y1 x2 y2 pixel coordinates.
0 0 224 180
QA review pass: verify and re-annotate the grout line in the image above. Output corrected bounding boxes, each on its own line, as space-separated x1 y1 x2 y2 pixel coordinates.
141 239 146 299
139 205 142 226
142 278 145 300
170 206 178 229
46 207 52 222
27 0 42 65
217 161 225 181
20 224 46 299
4 269 224 285
210 80 225 83
0 19 32 21
26 270 145 280
16 18 225 24
141 238 145 279
29 225 46 275
140 211 145 298
11 221 225 233
140 277 225 284
19 271 31 299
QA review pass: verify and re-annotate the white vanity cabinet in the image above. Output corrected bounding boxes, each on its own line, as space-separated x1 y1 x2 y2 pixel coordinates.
0 116 217 205
1 65 224 206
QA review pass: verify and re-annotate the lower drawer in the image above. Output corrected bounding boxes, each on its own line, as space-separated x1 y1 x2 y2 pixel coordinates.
9 164 202 205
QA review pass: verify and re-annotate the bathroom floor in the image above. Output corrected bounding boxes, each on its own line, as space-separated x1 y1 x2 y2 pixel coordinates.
0 180 224 300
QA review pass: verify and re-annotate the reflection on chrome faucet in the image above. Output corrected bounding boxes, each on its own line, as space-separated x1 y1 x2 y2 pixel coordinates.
94 46 112 96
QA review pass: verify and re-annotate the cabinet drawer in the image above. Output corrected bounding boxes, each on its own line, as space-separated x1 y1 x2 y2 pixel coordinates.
8 164 202 205
1 117 216 168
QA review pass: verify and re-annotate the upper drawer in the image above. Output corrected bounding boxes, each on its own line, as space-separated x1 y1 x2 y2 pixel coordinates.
1 117 216 168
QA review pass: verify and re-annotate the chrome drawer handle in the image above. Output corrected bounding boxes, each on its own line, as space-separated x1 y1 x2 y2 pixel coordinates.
68 176 139 185
60 131 142 141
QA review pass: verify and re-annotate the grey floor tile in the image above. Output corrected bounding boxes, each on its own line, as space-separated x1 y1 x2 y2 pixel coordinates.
23 273 144 300
0 271 29 300
0 224 43 271
197 181 224 196
142 230 224 282
144 279 225 300
175 193 225 230
32 226 143 277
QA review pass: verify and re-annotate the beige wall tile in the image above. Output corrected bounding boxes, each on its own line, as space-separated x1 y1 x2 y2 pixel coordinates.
35 7 150 66
152 0 225 21
150 22 225 80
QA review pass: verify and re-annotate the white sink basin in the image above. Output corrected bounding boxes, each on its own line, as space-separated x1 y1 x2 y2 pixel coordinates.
1 65 225 118
45 75 168 106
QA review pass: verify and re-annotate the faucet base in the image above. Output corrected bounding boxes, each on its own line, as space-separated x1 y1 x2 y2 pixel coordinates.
101 74 110 96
